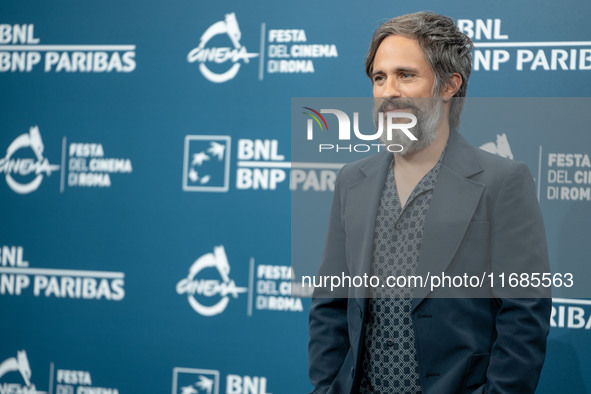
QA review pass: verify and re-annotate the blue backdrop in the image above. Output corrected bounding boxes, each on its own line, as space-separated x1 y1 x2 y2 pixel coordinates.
1 1 590 393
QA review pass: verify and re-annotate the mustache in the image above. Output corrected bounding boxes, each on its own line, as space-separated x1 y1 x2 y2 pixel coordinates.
376 98 418 113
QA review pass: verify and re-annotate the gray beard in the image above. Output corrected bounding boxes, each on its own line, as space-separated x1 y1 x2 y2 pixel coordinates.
373 98 443 156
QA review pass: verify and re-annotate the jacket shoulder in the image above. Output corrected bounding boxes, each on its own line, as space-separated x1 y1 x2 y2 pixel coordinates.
471 145 533 182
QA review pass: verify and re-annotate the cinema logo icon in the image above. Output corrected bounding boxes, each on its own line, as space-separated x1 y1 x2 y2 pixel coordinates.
0 350 46 394
183 136 231 192
0 126 59 194
176 246 247 317
188 13 258 83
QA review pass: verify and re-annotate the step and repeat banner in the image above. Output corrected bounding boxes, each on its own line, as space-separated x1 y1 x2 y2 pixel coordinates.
1 1 590 393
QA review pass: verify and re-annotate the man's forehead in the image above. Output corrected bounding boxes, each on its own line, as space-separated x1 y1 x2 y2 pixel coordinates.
377 34 422 51
373 35 428 67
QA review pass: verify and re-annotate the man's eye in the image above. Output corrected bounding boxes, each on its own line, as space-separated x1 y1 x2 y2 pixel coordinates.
401 72 414 79
373 75 385 83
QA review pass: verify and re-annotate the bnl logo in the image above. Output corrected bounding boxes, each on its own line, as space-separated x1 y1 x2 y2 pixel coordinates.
173 368 219 394
172 368 271 394
183 136 231 192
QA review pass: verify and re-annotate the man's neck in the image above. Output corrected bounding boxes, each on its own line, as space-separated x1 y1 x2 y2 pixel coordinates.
393 123 450 172
390 121 450 208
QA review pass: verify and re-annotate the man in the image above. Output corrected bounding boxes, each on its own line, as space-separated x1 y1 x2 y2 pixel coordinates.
308 11 551 394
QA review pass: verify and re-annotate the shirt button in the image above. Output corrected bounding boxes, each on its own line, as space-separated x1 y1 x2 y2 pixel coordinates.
395 223 402 230
387 339 394 346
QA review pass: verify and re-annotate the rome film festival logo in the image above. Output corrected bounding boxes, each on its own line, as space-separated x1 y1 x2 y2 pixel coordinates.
176 246 247 317
0 350 45 394
0 126 59 194
187 12 258 83
183 135 231 192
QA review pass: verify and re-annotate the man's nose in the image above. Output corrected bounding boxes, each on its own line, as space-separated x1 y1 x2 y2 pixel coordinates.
383 78 402 98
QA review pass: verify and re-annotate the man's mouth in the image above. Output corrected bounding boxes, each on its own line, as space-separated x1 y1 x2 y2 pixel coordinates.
378 101 415 113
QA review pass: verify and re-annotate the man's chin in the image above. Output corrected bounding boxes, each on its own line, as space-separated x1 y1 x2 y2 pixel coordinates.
388 114 416 124
382 132 437 156
380 140 418 156
397 143 420 157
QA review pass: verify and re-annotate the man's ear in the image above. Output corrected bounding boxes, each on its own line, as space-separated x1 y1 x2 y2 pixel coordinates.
442 73 462 101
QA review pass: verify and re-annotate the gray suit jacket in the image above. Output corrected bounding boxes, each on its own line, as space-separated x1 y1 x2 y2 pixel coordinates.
309 129 551 394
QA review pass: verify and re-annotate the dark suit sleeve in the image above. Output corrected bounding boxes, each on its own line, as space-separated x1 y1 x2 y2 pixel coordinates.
308 168 351 394
486 162 551 394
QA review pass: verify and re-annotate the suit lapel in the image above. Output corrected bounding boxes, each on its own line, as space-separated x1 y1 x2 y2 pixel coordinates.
412 130 485 310
345 151 391 302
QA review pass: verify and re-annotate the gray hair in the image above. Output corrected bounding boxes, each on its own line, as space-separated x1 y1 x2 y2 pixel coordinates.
365 11 473 129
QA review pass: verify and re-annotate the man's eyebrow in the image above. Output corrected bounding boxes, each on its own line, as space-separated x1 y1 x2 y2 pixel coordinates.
371 66 420 77
371 69 384 78
396 67 420 74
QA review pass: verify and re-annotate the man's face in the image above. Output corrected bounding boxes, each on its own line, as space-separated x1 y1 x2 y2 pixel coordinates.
371 35 443 155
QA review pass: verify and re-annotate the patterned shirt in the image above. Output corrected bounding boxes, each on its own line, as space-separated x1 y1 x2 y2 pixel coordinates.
360 149 445 394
